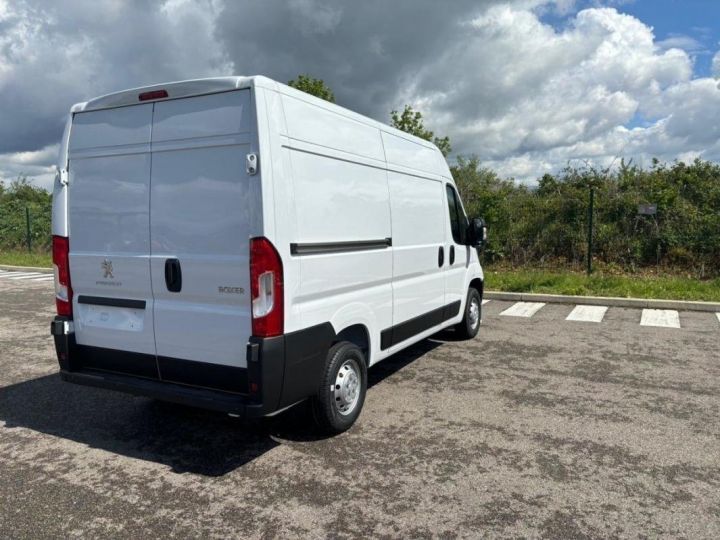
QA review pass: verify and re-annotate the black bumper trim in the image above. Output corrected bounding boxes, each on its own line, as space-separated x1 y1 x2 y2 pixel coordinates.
60 370 262 417
158 356 249 394
77 295 146 309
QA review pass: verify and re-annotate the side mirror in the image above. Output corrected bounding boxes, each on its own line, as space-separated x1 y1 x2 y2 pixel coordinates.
466 218 487 247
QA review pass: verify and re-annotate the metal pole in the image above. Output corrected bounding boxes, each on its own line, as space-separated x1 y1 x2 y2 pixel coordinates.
587 188 594 275
25 206 32 253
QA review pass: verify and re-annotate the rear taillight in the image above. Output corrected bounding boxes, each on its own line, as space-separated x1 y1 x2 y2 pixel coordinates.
249 237 284 337
52 235 73 316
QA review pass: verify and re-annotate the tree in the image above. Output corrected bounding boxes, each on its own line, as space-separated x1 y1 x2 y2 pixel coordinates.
390 105 451 156
288 74 335 103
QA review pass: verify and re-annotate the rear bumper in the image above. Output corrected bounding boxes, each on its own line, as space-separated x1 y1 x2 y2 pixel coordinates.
59 369 263 417
50 316 335 417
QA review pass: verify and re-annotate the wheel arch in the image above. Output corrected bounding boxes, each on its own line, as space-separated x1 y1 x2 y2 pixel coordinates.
334 323 371 367
469 277 484 298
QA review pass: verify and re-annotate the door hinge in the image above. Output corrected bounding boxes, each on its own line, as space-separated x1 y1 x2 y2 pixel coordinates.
57 168 69 186
246 153 258 176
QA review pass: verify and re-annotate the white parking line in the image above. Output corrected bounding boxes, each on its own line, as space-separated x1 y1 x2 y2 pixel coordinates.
0 272 40 279
716 313 720 324
482 299 490 305
9 273 44 280
641 309 681 329
27 275 53 280
566 305 608 323
500 302 546 318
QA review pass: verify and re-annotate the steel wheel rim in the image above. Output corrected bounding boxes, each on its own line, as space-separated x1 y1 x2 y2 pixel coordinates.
469 298 480 329
332 358 361 416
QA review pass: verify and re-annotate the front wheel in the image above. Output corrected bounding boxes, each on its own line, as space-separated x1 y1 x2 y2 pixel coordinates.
455 288 482 339
311 341 367 434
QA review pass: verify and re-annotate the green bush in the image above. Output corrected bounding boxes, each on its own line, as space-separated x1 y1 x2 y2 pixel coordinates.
0 176 52 252
452 157 720 278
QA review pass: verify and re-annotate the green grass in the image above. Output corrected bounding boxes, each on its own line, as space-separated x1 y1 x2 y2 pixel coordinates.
0 250 52 268
486 267 720 302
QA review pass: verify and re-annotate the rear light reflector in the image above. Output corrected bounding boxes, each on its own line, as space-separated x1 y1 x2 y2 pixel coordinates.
249 237 284 337
52 235 73 316
138 89 168 101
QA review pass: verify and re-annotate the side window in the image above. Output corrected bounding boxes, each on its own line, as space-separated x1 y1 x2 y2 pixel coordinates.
445 184 467 244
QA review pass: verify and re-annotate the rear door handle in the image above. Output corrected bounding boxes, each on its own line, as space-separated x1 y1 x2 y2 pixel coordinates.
438 246 444 267
164 258 182 293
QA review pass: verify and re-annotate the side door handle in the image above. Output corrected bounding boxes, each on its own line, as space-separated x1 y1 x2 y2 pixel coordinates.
165 258 182 293
449 245 455 265
438 246 444 267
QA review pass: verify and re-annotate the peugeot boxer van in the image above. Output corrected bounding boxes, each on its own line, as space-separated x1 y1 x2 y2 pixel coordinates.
50 76 487 433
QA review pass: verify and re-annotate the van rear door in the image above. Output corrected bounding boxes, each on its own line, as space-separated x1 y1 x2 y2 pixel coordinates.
67 104 157 367
149 91 256 392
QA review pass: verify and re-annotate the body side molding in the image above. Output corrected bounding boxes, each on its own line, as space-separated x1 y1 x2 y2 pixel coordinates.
290 238 392 256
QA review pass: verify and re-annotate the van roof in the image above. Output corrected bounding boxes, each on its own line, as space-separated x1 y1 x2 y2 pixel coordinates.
73 76 268 112
71 75 442 155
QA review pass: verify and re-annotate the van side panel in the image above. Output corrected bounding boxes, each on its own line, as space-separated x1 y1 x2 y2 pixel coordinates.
381 131 446 177
67 104 156 356
282 93 385 162
288 151 393 339
280 93 392 361
387 172 446 328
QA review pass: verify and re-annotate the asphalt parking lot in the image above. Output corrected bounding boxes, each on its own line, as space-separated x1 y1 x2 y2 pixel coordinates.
1 273 719 538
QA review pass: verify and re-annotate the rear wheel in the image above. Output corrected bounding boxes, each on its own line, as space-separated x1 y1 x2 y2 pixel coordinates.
455 287 482 339
311 341 367 434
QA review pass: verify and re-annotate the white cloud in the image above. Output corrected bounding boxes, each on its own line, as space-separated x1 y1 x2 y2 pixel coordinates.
0 145 58 191
713 51 720 78
656 34 706 55
401 5 717 181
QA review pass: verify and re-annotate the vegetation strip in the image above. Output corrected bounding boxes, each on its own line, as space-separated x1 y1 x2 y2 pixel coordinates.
485 268 720 302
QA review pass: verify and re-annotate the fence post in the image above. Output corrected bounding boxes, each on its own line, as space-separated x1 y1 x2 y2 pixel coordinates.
25 206 32 253
586 187 594 275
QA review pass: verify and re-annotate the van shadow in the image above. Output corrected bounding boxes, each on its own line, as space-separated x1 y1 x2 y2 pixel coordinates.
0 334 450 477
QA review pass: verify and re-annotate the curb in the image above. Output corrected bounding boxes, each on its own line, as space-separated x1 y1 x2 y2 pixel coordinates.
0 264 53 273
484 291 720 313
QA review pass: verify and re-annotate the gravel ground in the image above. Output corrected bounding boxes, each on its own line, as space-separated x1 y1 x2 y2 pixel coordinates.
1 278 719 539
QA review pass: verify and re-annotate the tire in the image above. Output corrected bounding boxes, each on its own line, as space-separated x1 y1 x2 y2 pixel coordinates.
311 341 367 434
455 287 482 339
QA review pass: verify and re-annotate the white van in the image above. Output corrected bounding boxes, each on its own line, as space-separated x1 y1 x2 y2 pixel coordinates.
50 76 487 433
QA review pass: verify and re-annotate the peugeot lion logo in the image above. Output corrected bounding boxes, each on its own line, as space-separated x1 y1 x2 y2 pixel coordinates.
101 259 114 279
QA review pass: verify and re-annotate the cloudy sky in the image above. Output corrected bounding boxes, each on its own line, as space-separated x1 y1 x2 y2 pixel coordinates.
1 0 719 188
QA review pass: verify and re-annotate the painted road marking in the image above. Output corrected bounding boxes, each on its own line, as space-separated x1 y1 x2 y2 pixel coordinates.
9 273 44 280
641 309 681 329
566 305 608 323
716 313 720 324
482 299 490 305
0 272 41 279
500 302 546 318
27 275 54 281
